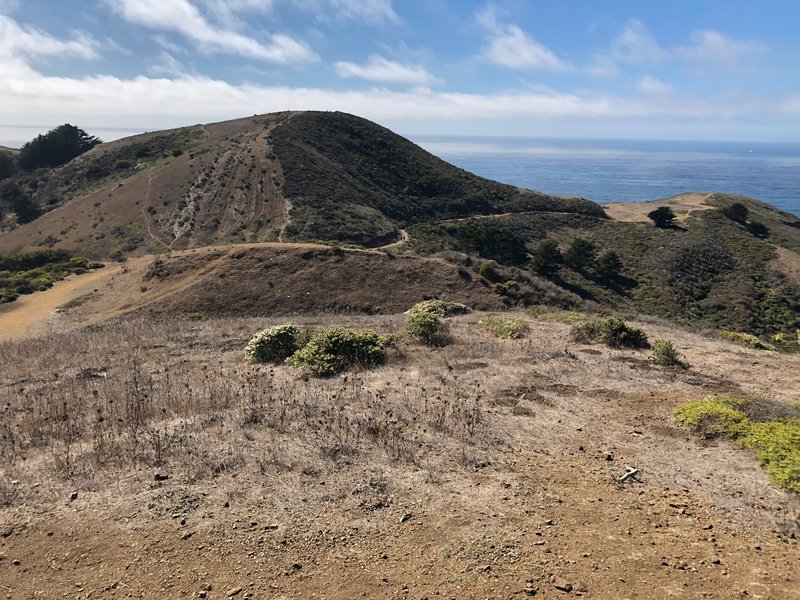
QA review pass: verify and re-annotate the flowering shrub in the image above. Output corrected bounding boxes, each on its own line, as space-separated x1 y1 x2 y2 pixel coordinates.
479 314 528 339
286 327 392 376
244 325 301 363
406 299 469 318
406 310 450 346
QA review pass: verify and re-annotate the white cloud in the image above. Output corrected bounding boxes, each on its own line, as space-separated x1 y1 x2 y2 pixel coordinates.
106 0 317 64
637 74 672 95
334 54 441 86
0 15 99 60
328 0 398 23
611 19 668 65
477 7 568 71
676 30 763 67
148 51 187 77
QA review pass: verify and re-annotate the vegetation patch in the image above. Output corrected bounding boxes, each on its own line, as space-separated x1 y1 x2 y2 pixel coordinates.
245 324 303 364
55 292 97 313
406 299 469 317
286 327 393 377
0 250 103 303
651 339 685 367
675 397 800 493
721 330 777 351
406 310 451 346
479 314 529 339
571 317 650 349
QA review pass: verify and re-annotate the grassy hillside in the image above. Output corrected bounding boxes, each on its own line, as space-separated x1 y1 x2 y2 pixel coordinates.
270 111 605 246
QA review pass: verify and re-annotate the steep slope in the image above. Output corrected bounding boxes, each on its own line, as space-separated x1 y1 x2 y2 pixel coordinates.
0 111 603 256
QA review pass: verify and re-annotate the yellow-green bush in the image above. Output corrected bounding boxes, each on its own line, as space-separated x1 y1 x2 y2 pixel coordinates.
720 330 776 351
674 396 800 493
480 314 528 339
406 310 450 346
652 339 684 367
571 317 649 349
245 325 302 363
406 299 469 317
286 327 392 377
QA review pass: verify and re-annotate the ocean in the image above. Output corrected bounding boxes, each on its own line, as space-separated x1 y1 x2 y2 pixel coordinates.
411 136 800 217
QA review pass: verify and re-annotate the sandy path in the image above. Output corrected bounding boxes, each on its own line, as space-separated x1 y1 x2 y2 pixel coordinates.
0 265 121 340
603 192 715 223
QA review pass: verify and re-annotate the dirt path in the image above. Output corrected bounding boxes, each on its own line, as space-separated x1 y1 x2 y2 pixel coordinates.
0 265 121 339
604 192 716 224
378 228 409 250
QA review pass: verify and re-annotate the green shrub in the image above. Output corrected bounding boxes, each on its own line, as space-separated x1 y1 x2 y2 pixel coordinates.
721 330 776 351
287 327 392 376
406 299 469 317
480 315 528 339
406 310 450 346
571 317 649 349
493 279 519 296
245 325 302 363
675 397 800 493
652 339 684 367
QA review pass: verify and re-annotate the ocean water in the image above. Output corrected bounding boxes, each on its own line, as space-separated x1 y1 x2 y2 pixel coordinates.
412 136 800 217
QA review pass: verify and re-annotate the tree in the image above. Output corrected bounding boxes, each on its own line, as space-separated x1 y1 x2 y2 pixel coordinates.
564 237 597 272
0 180 40 223
594 250 623 279
722 202 749 224
530 239 563 276
0 152 15 181
647 206 677 228
18 124 101 171
454 223 528 265
748 221 769 238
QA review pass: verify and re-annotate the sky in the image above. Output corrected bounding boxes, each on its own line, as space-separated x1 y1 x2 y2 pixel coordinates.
2 0 800 146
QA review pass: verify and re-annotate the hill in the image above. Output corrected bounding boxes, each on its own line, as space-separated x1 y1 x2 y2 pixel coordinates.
0 111 601 256
0 111 798 340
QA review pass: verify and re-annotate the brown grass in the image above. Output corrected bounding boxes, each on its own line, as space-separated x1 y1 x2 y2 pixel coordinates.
1 311 798 598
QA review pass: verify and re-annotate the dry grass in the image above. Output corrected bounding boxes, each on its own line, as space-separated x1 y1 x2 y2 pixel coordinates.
1 311 798 531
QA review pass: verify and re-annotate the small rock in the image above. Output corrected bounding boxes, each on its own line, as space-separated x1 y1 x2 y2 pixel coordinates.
70 491 79 501
552 576 572 592
399 513 413 523
154 473 169 482
575 581 589 593
12 559 20 566
226 587 243 597
198 592 207 599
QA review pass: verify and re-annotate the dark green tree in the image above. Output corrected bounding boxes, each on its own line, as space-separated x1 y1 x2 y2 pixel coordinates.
18 124 101 171
647 206 677 228
0 180 40 223
0 152 15 181
454 223 528 265
748 221 769 238
564 237 597 272
721 202 749 224
530 239 563 276
594 250 623 279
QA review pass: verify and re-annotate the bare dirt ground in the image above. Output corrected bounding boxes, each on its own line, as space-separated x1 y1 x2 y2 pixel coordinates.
0 312 798 599
603 193 715 224
0 265 122 339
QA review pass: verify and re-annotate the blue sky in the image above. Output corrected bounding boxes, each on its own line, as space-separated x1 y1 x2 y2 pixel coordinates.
1 0 799 145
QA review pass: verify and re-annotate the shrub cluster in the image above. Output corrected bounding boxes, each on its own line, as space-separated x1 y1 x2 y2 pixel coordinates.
721 330 776 351
651 339 684 367
245 325 392 377
0 251 103 304
479 314 529 339
404 299 468 346
674 396 800 493
571 317 650 349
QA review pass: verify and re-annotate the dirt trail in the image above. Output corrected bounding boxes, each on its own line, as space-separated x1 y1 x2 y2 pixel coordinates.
0 265 121 339
604 192 716 223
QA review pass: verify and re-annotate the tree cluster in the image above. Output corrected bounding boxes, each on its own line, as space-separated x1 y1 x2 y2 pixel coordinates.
18 124 101 171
